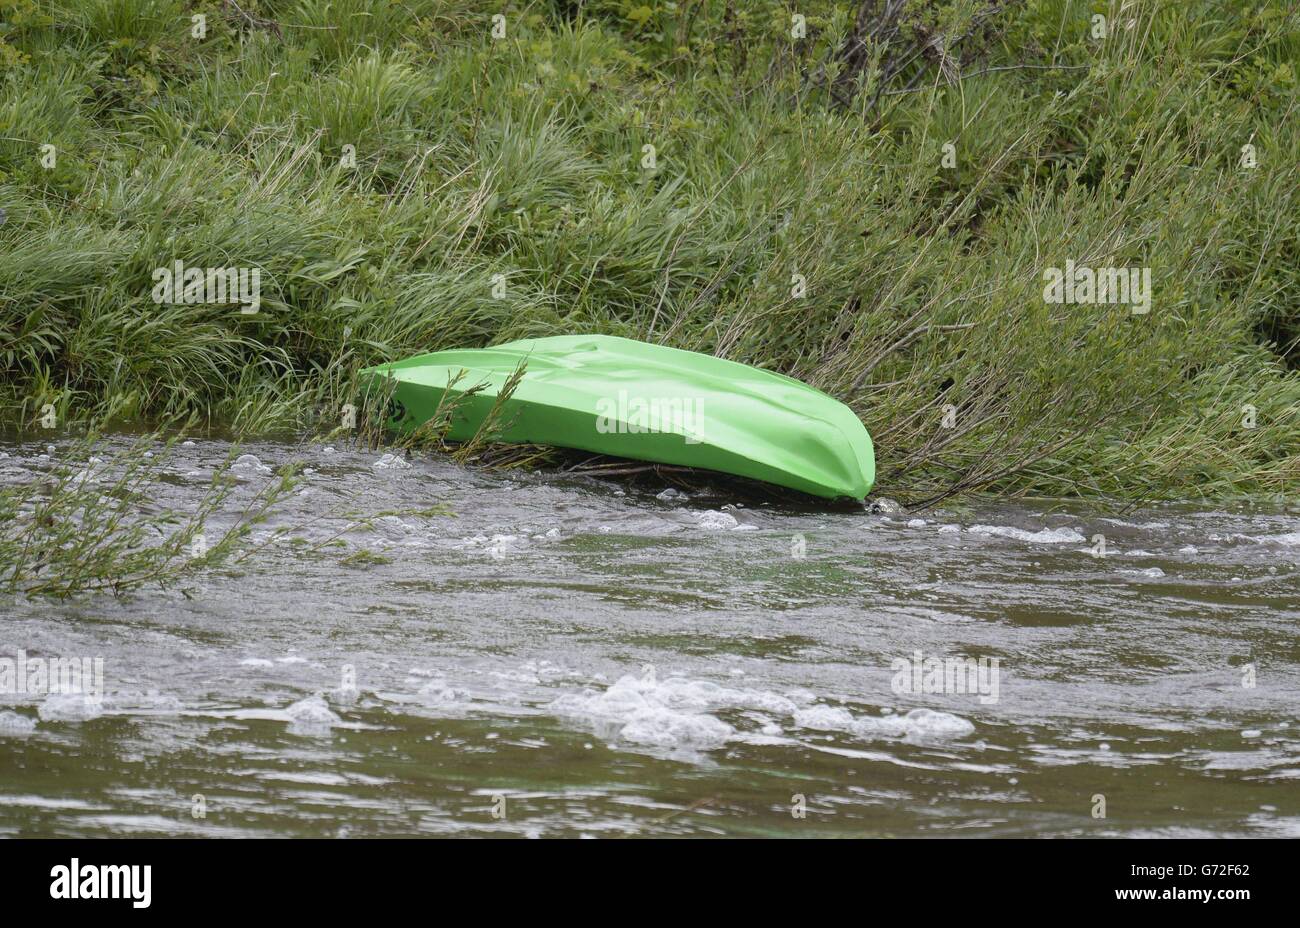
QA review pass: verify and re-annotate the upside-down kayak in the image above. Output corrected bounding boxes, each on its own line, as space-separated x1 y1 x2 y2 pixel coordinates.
358 334 875 500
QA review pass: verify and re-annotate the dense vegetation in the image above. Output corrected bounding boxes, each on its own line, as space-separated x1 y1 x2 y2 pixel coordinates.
1 0 1296 503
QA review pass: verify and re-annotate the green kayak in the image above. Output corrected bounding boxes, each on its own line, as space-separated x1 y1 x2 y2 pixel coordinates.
358 334 875 500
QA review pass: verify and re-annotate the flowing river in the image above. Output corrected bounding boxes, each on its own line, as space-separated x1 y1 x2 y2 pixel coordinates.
1 437 1297 837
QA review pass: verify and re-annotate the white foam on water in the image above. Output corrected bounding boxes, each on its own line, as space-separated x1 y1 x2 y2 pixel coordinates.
691 511 757 532
69 455 105 488
619 710 733 748
417 679 470 707
856 708 975 740
517 658 582 680
938 524 960 534
454 534 525 558
100 692 182 714
1219 530 1300 547
907 519 927 528
794 704 974 741
333 684 360 707
240 658 274 668
231 453 271 475
284 695 338 720
1258 532 1300 547
372 515 417 539
284 695 341 733
37 693 104 722
1100 518 1170 529
695 510 740 530
0 710 37 735
793 706 856 731
372 453 412 471
785 688 819 707
549 670 802 750
736 711 785 737
969 525 1086 544
1121 567 1166 578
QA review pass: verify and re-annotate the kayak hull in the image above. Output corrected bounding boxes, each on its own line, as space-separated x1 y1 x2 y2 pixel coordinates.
359 335 875 500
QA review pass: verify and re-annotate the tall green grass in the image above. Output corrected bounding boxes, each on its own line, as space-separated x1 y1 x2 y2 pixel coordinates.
0 425 297 596
0 0 1296 503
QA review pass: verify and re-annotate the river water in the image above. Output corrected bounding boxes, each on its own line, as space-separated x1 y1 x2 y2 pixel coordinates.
1 437 1297 837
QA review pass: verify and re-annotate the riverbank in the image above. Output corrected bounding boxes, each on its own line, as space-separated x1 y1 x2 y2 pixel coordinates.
1 1 1296 503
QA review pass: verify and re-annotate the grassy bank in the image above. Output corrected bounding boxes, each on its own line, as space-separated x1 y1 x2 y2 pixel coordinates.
1 0 1296 504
